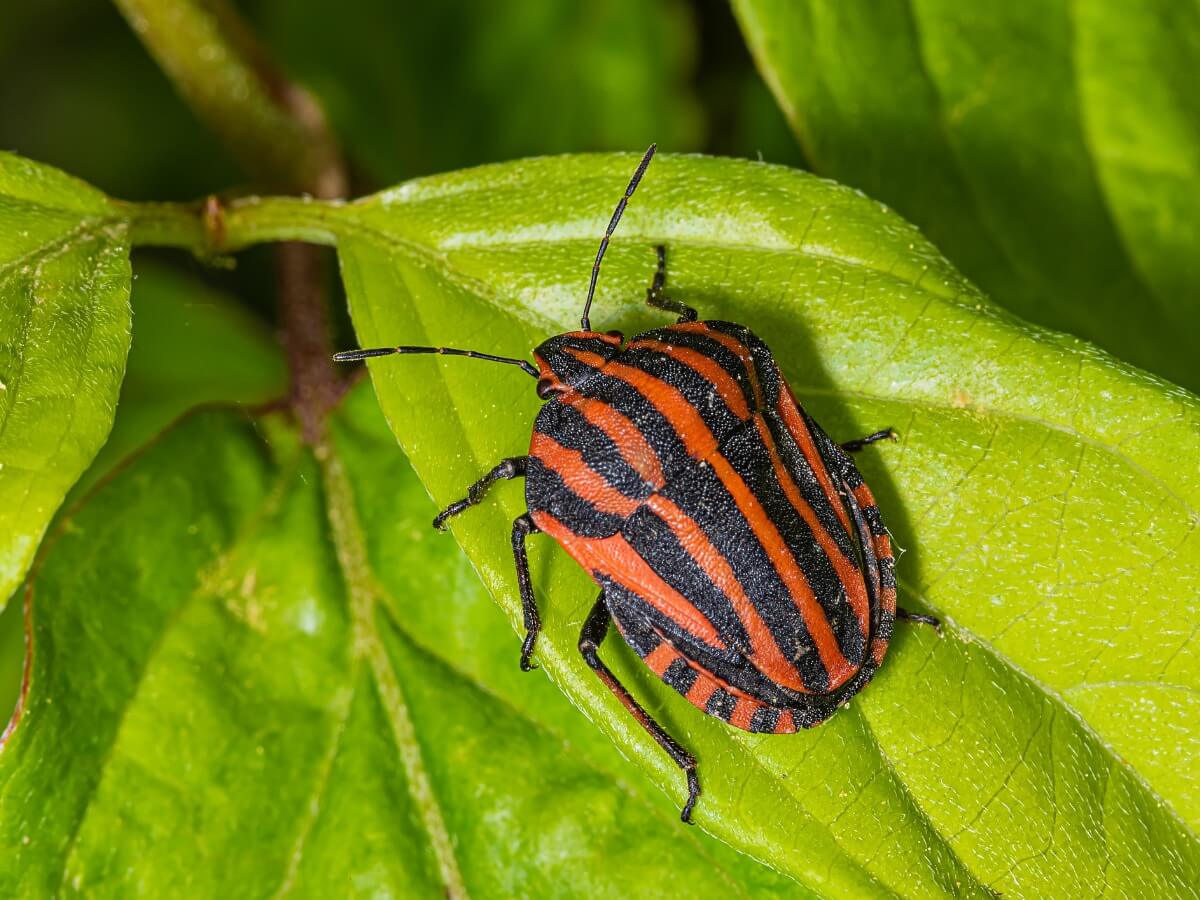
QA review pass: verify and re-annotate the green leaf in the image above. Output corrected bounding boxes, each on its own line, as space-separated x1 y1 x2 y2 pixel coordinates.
732 0 1200 393
0 152 131 608
0 390 806 898
73 259 286 497
0 259 285 723
331 153 1200 896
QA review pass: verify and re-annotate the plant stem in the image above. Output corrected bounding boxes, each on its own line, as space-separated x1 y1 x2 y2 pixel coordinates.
114 0 349 442
112 0 345 197
123 197 341 252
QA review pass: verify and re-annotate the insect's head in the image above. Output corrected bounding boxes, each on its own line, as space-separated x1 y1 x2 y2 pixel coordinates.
533 330 623 399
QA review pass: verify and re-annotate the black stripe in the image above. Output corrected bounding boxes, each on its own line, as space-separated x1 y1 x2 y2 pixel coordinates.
532 401 656 501
540 334 613 387
718 426 866 669
617 614 661 658
663 658 698 695
634 326 760 414
523 456 625 538
803 409 865 490
702 320 782 406
761 410 859 563
620 505 753 653
706 689 736 721
749 706 781 734
618 345 745 440
880 556 896 592
625 462 832 694
862 504 887 538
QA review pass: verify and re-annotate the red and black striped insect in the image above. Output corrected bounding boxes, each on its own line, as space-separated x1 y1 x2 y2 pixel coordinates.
335 145 938 823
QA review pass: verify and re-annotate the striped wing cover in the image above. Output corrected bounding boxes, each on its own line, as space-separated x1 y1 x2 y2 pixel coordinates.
527 321 896 733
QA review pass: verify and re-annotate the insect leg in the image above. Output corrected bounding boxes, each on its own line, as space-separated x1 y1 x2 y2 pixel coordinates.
433 457 528 530
645 245 697 323
897 607 942 631
511 513 544 671
579 593 701 824
841 429 898 453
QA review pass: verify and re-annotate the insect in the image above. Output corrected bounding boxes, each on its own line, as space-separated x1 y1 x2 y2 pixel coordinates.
334 145 939 823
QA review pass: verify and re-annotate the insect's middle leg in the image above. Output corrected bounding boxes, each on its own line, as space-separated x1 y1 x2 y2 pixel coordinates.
645 245 697 323
511 513 544 671
579 593 701 824
433 456 528 530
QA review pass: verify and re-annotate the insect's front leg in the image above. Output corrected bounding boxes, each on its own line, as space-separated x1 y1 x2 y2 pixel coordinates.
433 456 528 530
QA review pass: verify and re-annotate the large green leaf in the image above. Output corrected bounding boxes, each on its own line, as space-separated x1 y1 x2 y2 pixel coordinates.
74 259 286 496
0 152 132 608
732 0 1200 393
0 390 805 898
331 153 1200 896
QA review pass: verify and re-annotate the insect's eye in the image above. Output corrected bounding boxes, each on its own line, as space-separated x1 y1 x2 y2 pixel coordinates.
536 378 558 400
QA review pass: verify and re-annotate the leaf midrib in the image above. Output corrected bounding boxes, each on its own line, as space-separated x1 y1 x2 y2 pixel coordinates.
317 446 468 900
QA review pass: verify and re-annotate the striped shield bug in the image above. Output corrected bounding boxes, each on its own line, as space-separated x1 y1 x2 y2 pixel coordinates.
335 145 940 823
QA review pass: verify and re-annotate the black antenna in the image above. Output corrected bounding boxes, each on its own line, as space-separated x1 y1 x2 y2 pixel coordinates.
332 345 538 377
580 143 656 332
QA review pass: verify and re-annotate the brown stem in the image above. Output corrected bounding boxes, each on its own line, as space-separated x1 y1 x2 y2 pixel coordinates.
115 0 349 441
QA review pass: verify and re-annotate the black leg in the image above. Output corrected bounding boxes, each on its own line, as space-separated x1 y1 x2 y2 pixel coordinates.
511 513 543 671
898 607 941 631
579 594 701 824
841 429 898 453
433 457 528 530
645 245 697 323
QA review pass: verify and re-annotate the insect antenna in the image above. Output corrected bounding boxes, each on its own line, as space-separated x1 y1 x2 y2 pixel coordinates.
580 143 656 332
332 345 538 377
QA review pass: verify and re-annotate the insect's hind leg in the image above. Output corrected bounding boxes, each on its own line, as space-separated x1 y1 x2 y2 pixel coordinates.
897 607 941 630
841 429 898 453
645 245 697 323
579 593 701 823
511 513 544 671
433 456 528 530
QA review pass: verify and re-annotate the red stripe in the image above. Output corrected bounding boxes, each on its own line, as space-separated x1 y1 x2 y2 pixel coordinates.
530 432 640 517
531 510 727 651
643 642 677 676
754 417 870 648
775 382 854 538
645 494 807 693
672 322 766 409
626 338 751 420
559 393 665 489
729 696 757 730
